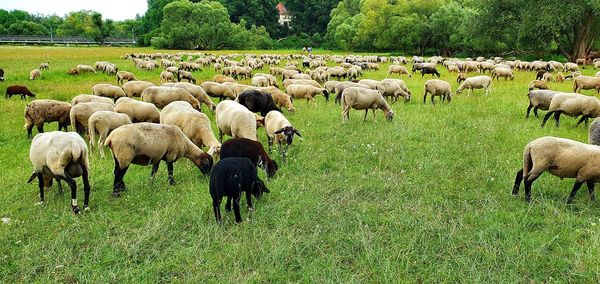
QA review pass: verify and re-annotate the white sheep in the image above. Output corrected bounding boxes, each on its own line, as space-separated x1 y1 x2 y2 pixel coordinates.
215 100 260 141
423 79 452 104
76 64 96 74
116 71 136 84
573 76 600 93
265 110 301 161
122 81 155 98
286 84 329 105
141 86 200 110
259 87 295 112
341 87 394 122
456 76 492 96
160 71 176 83
201 82 237 101
29 69 41 80
92 84 127 101
541 92 600 127
114 97 160 123
71 94 114 106
160 101 221 155
88 111 132 158
525 90 560 118
491 67 514 80
70 102 114 135
388 65 411 77
252 75 269 87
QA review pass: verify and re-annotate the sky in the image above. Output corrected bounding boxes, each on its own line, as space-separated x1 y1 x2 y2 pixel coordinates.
0 0 148 21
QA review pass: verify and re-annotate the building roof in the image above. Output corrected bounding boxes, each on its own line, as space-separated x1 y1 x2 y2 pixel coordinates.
276 3 289 15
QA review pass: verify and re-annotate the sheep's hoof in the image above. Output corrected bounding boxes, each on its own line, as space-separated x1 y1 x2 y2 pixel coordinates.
112 191 122 198
72 205 81 214
83 206 91 212
168 178 176 186
35 201 44 206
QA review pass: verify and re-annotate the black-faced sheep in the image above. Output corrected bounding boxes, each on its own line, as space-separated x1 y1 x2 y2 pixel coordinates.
24 99 71 138
160 101 221 155
341 87 394 122
69 102 114 135
141 86 200 110
236 89 282 116
114 97 160 123
215 100 261 141
220 137 278 178
525 90 559 118
541 92 600 127
456 76 492 96
423 79 452 105
116 71 137 85
265 110 301 162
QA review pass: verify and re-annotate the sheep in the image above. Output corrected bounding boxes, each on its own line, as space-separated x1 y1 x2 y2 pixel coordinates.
282 69 300 80
122 81 155 98
209 157 270 223
535 70 546 81
104 123 214 196
71 94 114 106
573 76 600 94
6 85 35 99
213 74 236 83
116 71 137 85
447 65 460 73
220 138 278 178
541 92 600 127
589 118 600 146
160 101 221 154
528 80 550 91
380 78 412 97
388 65 411 77
201 82 236 101
265 110 301 162
0 68 3 81
215 100 261 141
252 76 269 88
260 87 295 112
421 65 440 78
565 71 582 81
282 79 321 89
491 67 514 80
69 102 114 135
160 71 176 83
29 131 90 213
92 84 127 101
293 73 312 80
341 87 394 122
556 72 565 83
169 82 216 112
141 86 200 110
597 71 600 77
67 68 79 76
457 73 467 84
334 81 371 104
166 66 178 74
423 79 452 105
512 136 600 203
253 73 278 87
378 81 411 102
88 111 132 158
222 82 253 96
114 97 160 123
76 64 96 74
286 84 329 105
525 90 560 118
324 80 340 95
177 70 196 83
24 100 71 138
456 76 492 96
39 62 49 70
236 89 282 116
214 63 222 72
29 69 41 80
564 62 579 72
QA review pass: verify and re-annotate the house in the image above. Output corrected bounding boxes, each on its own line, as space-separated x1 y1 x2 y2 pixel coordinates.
276 3 291 27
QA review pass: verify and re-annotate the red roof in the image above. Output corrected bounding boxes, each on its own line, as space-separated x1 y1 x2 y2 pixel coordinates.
276 3 288 15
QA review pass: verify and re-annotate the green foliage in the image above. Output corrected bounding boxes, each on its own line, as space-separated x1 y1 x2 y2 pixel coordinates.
7 20 48 35
284 0 339 36
217 0 280 37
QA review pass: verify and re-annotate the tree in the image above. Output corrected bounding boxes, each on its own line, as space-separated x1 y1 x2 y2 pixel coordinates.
285 0 339 36
7 20 48 35
217 0 279 37
91 12 114 43
57 11 96 37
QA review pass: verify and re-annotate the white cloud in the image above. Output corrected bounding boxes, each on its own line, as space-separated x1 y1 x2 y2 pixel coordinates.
0 0 148 21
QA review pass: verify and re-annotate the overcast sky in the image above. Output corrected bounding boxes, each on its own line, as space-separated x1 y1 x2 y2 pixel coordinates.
0 0 148 21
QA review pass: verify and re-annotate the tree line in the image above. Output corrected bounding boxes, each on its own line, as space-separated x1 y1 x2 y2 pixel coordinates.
1 0 599 60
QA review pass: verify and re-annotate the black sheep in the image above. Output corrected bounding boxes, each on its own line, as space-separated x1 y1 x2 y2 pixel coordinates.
535 70 546 81
209 157 270 223
6 85 35 99
0 68 4 81
421 66 440 78
220 138 278 178
237 89 282 116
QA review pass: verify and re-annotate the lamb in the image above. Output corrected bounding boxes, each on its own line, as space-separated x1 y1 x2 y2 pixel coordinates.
286 84 329 104
92 84 127 101
39 62 49 70
209 157 270 223
265 110 301 162
177 70 196 83
29 69 41 80
220 137 278 178
116 71 137 85
88 111 132 158
423 79 452 105
589 118 600 146
141 86 200 110
76 64 96 74
6 85 35 99
160 71 176 83
69 102 114 135
104 123 214 196
334 81 371 104
456 76 492 96
122 80 155 98
261 87 295 112
213 74 236 83
525 90 560 118
573 76 600 94
491 67 514 80
160 101 221 154
236 89 282 116
252 76 269 87
388 65 411 77
215 100 261 141
67 68 79 76
114 97 160 123
29 131 90 213
556 72 565 83
341 87 394 122
542 72 553 82
169 82 216 112
201 82 236 101
512 136 600 203
541 92 600 127
24 99 71 138
71 94 114 106
528 80 550 91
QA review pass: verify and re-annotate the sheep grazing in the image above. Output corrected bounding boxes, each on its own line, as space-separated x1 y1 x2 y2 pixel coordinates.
457 73 467 84
251 76 269 87
381 78 412 97
116 71 137 85
29 131 90 213
209 157 270 223
541 92 600 127
334 81 371 104
286 84 329 105
535 70 546 81
589 118 600 146
341 87 394 122
456 76 492 96
525 90 560 118
24 100 71 138
512 136 600 203
122 80 155 98
556 72 565 83
573 76 600 94
265 110 301 161
39 62 49 70
177 70 196 83
282 79 321 89
215 100 261 141
542 72 553 82
423 79 452 105
29 69 41 80
104 123 214 196
114 97 160 123
324 80 340 95
160 101 221 155
141 86 200 110
259 87 295 112
528 80 550 91
6 85 35 99
201 82 236 101
388 65 412 77
491 68 514 81
88 111 132 158
421 65 440 78
564 62 580 72
160 71 176 83
69 102 114 135
213 74 236 83
170 82 216 112
220 137 278 178
92 83 127 101
67 68 79 76
76 64 96 74
71 94 114 106
237 89 282 116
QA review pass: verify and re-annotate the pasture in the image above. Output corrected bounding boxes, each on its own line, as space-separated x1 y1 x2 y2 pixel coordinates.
1 46 600 282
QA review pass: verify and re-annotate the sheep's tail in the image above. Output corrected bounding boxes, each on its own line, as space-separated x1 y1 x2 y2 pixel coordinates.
522 144 533 177
69 110 77 133
88 118 96 149
23 104 33 129
572 80 578 92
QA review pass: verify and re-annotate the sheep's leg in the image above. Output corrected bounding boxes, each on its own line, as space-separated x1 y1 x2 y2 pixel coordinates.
278 142 285 162
431 95 435 105
587 181 596 201
233 194 242 223
533 107 539 118
423 93 427 104
218 130 223 142
225 196 232 212
567 181 584 204
150 162 160 180
37 124 44 134
82 165 90 211
27 125 33 138
541 111 555 127
553 111 562 127
56 179 63 194
526 104 533 118
267 135 273 153
166 161 176 185
512 169 523 195
62 174 80 214
363 110 368 122
246 190 254 211
37 172 45 204
112 164 129 196
575 115 589 127
524 170 544 202
213 198 222 223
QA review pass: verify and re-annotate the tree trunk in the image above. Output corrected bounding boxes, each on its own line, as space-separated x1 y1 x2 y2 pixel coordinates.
556 10 596 62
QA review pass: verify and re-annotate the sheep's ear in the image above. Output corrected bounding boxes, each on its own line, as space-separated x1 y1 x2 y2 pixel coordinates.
27 171 37 183
273 128 285 134
255 115 265 127
293 129 302 137
207 146 216 156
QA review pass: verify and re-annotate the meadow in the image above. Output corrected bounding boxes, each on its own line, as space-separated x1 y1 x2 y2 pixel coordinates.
1 46 600 282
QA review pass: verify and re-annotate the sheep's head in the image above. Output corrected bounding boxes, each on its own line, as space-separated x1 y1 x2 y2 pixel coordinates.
260 157 278 179
274 126 301 146
251 179 270 198
194 153 213 175
385 110 394 122
397 90 411 102
255 115 265 128
322 89 330 102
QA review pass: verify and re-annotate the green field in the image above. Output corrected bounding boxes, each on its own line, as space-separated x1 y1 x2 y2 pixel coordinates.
1 46 600 282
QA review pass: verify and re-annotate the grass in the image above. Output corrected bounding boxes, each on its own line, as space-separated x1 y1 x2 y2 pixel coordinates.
1 46 600 282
